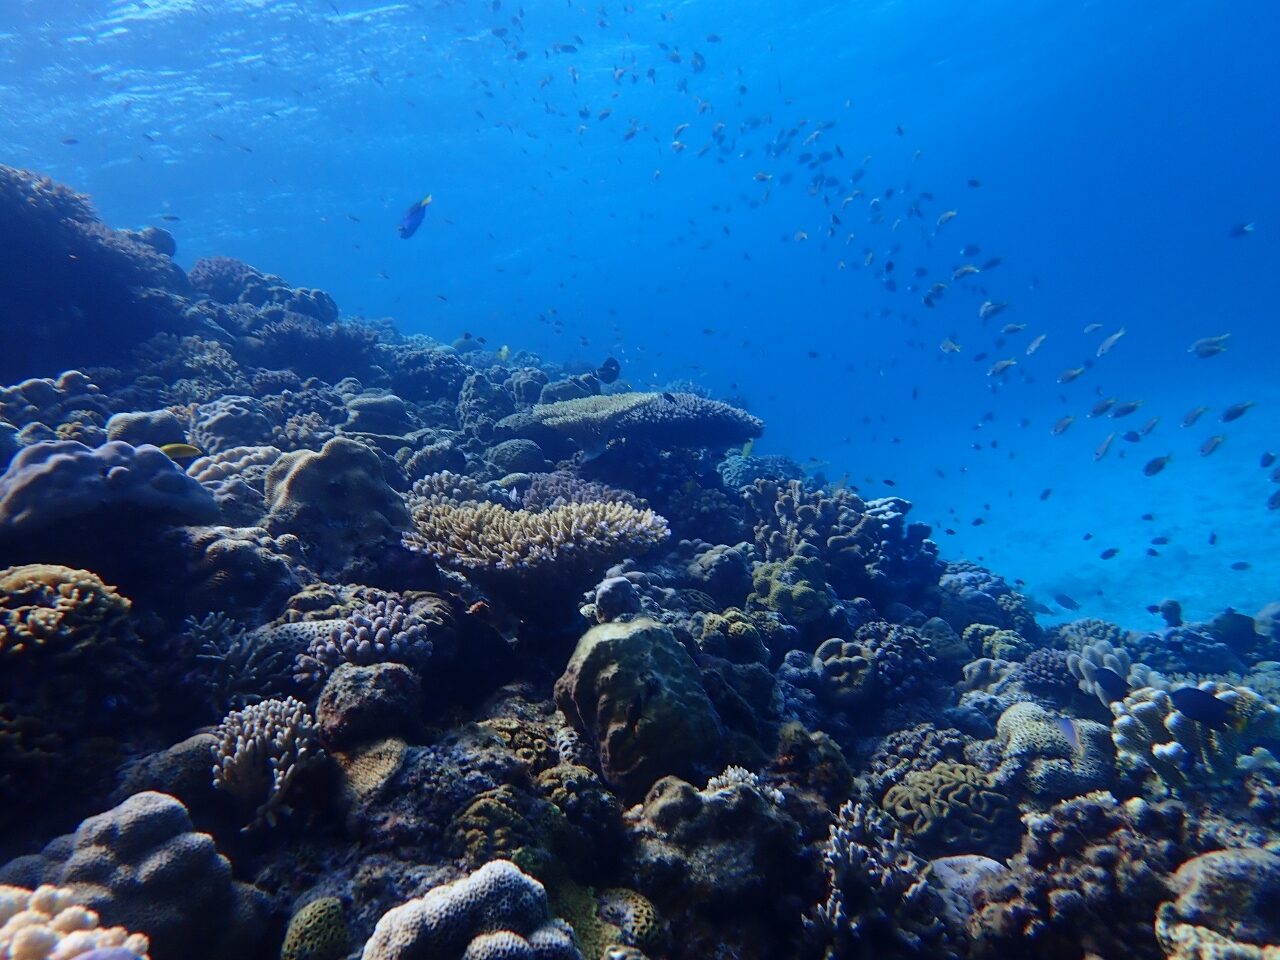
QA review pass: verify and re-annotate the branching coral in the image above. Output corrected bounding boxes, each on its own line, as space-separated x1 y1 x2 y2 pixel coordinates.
211 696 322 829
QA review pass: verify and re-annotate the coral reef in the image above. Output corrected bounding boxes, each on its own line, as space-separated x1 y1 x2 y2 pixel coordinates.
360 859 581 960
211 696 323 828
0 883 151 960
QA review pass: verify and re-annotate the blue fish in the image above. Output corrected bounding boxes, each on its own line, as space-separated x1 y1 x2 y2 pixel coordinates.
398 194 432 239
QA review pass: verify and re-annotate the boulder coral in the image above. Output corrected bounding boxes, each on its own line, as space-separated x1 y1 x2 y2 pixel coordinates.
554 619 723 801
360 859 581 960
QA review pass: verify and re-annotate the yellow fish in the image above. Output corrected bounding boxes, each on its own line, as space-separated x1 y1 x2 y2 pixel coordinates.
741 439 755 457
159 442 203 460
497 344 511 361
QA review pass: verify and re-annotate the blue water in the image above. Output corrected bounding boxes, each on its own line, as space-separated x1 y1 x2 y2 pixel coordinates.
3 0 1278 627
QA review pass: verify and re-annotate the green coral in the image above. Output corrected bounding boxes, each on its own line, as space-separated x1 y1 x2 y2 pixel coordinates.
698 608 771 664
882 761 1019 858
280 897 349 960
747 544 831 626
963 622 1035 661
481 716 558 775
547 878 660 960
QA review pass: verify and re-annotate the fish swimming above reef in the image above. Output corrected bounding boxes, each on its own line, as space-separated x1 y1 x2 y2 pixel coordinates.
1220 401 1255 422
1058 366 1086 384
398 194 432 238
1188 333 1230 358
1169 686 1238 729
1096 327 1126 357
1144 454 1172 476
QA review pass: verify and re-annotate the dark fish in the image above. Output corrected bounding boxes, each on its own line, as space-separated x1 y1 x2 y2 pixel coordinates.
596 356 621 384
1100 547 1119 559
398 195 432 239
1221 401 1255 422
1269 489 1280 510
661 392 676 402
1200 435 1225 457
1169 687 1233 727
1262 452 1276 468
1151 536 1169 545
1054 593 1080 610
1094 667 1128 700
1040 488 1052 501
1110 399 1144 418
1088 397 1117 418
967 178 982 188
1182 406 1208 427
1121 430 1141 443
1143 454 1172 476
1231 561 1251 571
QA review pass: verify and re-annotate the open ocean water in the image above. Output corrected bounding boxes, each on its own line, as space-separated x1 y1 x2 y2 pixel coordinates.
3 0 1278 627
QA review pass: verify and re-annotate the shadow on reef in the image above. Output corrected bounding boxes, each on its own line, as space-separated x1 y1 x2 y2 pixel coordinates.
2 164 1280 960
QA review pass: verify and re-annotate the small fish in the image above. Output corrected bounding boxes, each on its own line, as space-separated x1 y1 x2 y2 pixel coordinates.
1229 222 1255 238
1040 488 1052 500
1143 454 1172 476
1058 715 1082 754
1088 397 1118 418
987 358 1016 377
1188 333 1230 358
1054 593 1080 611
952 263 980 280
1058 366 1086 384
938 337 962 354
1026 333 1047 355
1082 322 1103 334
1121 430 1141 442
1220 401 1255 422
159 442 203 460
1096 327 1126 357
1139 417 1159 436
595 356 621 384
497 344 510 362
1261 452 1276 468
1094 666 1128 700
1182 406 1208 427
1051 415 1075 436
753 171 773 181
1269 489 1280 510
742 439 755 457
1151 536 1169 545
967 178 982 188
1200 435 1225 457
1094 433 1115 461
1000 322 1025 335
936 210 958 227
661 392 676 402
978 300 1008 320
398 194 432 239
1100 547 1119 560
1230 561 1251 571
1169 687 1234 728
1109 399 1144 418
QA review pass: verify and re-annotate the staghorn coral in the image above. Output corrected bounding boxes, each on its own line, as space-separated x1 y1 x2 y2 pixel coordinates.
883 761 1020 858
360 859 581 960
0 884 151 960
1111 683 1280 792
805 800 955 960
186 611 296 711
211 696 322 829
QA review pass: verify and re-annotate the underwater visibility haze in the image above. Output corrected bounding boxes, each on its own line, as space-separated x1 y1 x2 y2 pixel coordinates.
1 1 1279 959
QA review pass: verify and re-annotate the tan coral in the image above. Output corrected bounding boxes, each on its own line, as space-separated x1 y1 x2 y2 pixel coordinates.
0 884 151 960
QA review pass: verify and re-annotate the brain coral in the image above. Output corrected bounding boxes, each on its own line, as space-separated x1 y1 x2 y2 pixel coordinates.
360 859 581 960
0 883 151 960
995 701 1113 803
883 761 1020 858
281 897 350 960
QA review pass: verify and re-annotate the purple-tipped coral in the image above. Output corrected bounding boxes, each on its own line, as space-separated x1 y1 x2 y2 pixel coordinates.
293 597 439 688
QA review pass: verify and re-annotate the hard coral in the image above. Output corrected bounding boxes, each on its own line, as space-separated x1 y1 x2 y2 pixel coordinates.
211 696 322 829
883 761 1020 858
0 884 151 960
360 859 581 960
